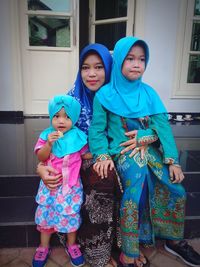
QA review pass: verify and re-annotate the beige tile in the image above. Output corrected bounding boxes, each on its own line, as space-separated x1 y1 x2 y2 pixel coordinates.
64 261 90 267
0 248 20 266
156 242 178 261
49 247 69 266
188 238 200 253
2 240 199 267
46 258 61 267
0 257 30 267
140 246 157 261
18 247 36 265
150 251 188 267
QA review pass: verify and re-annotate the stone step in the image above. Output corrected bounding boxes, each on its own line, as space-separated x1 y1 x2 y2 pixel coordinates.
0 175 39 197
0 172 200 247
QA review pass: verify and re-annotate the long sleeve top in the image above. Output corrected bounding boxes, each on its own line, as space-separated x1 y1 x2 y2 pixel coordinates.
89 96 179 165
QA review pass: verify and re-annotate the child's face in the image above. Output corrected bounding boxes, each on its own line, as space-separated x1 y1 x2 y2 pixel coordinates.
52 108 72 133
81 53 105 92
122 44 145 81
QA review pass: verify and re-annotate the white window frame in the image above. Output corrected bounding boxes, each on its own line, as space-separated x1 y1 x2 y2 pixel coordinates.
24 0 77 51
89 0 135 48
173 0 200 98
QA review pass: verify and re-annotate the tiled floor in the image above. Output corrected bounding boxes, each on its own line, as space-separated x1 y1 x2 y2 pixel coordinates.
1 239 200 267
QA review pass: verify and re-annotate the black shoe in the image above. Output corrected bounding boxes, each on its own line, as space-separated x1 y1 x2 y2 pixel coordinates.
164 240 200 267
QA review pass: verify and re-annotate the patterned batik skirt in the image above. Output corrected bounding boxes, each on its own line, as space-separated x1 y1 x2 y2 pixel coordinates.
115 146 186 258
77 159 122 267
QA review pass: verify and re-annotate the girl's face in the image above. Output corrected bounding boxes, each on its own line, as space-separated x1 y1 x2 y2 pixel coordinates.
52 108 72 133
122 44 145 81
81 53 105 92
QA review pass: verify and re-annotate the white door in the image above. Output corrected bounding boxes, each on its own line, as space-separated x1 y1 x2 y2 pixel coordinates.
19 0 79 115
89 0 135 50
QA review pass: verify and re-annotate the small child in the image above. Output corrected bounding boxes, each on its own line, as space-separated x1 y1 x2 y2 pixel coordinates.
33 95 88 267
89 36 200 267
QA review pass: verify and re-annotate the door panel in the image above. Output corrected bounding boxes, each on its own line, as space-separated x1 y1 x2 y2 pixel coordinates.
19 0 79 115
89 0 135 50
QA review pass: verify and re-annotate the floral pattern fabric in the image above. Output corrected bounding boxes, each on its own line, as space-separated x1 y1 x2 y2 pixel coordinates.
115 118 186 258
35 179 83 233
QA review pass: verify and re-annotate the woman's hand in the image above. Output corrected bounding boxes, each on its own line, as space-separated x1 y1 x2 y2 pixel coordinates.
81 152 93 160
37 162 62 190
93 160 114 179
120 130 146 159
169 164 185 183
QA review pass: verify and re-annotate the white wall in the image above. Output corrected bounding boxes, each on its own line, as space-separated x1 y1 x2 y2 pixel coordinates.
0 0 200 113
140 0 200 112
0 0 23 111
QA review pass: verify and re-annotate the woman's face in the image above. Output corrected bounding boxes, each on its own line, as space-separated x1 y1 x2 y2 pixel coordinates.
81 53 105 92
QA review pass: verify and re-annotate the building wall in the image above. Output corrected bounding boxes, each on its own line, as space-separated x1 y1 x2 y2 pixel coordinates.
0 0 199 114
0 0 23 112
141 0 199 112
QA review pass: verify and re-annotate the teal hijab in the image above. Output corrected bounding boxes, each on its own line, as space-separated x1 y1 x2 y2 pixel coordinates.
96 36 167 118
40 95 87 158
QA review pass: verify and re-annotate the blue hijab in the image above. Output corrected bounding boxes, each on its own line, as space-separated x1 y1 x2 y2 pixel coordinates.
68 43 113 134
40 95 87 158
96 36 167 118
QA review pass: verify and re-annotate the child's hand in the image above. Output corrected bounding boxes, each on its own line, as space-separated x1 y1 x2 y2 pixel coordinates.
81 152 93 160
47 131 60 145
169 164 185 183
93 160 114 179
128 145 147 159
120 130 146 159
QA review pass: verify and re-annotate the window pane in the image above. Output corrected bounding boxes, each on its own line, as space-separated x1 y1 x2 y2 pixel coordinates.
194 0 200 16
190 21 200 51
187 55 200 83
95 22 126 50
96 0 127 20
28 0 71 12
29 16 70 47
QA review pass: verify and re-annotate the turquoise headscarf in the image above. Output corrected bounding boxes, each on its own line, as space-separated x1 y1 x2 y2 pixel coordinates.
40 95 87 158
96 36 167 118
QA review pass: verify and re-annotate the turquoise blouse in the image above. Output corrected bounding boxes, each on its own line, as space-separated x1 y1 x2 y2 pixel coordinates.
89 96 179 165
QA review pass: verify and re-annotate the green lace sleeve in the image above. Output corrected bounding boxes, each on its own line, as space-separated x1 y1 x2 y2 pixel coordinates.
148 113 179 164
136 128 158 146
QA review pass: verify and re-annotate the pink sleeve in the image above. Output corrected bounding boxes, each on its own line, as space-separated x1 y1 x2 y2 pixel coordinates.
34 138 47 154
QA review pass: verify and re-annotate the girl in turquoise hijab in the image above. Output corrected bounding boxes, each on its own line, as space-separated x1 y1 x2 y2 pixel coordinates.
33 95 87 267
89 37 187 267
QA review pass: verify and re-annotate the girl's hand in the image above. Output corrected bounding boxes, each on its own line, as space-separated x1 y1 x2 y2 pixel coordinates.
120 130 146 159
93 160 114 179
37 162 62 190
128 146 147 159
169 164 185 183
47 131 60 146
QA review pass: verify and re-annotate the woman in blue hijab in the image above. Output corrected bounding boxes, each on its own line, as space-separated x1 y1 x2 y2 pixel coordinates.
37 43 121 267
88 37 194 267
68 43 122 267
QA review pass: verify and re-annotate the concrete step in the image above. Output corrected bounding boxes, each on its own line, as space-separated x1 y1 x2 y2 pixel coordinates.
0 172 200 247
